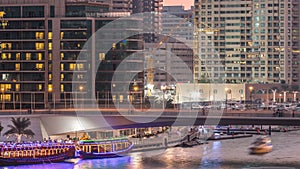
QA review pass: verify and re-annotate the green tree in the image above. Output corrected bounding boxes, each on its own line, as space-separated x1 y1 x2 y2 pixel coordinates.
3 117 35 143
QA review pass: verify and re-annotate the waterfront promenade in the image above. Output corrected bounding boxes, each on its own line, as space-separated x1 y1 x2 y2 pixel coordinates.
0 108 299 137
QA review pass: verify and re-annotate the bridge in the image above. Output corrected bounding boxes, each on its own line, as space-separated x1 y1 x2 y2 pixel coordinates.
0 108 299 136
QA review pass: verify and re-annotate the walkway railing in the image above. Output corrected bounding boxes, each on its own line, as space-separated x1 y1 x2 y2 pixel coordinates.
0 108 299 118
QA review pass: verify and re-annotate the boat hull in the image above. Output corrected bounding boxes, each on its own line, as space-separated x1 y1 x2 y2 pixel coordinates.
77 138 134 159
0 151 73 166
0 146 75 166
78 144 133 159
79 152 124 159
249 145 273 154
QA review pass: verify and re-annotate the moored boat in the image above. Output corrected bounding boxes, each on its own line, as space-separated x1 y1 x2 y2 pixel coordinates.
76 137 134 159
0 142 75 166
249 136 273 154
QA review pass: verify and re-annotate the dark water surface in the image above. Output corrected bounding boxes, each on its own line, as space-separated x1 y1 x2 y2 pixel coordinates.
2 130 300 169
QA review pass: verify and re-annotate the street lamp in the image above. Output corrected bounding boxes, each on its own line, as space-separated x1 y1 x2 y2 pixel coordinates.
79 86 84 108
133 81 140 109
161 85 167 109
64 92 67 108
225 88 229 111
225 88 231 110
249 86 254 109
279 93 282 103
48 85 57 109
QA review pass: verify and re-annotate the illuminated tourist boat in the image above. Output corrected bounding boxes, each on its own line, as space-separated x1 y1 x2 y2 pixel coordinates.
249 136 273 154
0 143 75 166
77 137 134 159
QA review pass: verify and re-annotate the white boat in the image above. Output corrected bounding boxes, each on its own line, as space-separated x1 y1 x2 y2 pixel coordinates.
249 136 273 154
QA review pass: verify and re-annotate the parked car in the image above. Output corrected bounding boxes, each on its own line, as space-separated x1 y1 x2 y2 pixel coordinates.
260 103 277 110
293 104 300 112
191 103 204 110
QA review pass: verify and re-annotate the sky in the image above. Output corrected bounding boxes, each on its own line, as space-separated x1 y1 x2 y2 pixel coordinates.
163 0 194 10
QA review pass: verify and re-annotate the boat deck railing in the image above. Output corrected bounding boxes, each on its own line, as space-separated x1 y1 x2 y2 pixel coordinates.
129 127 190 151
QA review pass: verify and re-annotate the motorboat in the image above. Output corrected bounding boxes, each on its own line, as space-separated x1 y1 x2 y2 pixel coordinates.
76 137 134 159
0 142 75 166
249 136 273 154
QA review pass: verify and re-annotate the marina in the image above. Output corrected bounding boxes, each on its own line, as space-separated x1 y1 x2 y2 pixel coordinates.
0 129 299 169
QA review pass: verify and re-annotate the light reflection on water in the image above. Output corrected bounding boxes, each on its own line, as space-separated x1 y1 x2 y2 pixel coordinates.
1 130 300 169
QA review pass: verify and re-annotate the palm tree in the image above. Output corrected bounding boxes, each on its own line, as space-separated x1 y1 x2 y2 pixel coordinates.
3 117 35 143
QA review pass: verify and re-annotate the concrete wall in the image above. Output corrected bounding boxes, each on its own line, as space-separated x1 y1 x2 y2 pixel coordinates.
175 83 246 103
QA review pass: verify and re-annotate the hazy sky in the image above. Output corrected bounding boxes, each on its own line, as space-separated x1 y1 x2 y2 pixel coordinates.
163 0 194 9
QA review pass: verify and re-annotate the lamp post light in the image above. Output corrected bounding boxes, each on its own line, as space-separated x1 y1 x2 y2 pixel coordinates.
48 86 54 109
272 89 277 103
279 93 282 103
64 92 67 109
225 88 229 111
161 85 167 109
79 86 84 109
133 81 139 109
225 88 231 110
249 86 254 109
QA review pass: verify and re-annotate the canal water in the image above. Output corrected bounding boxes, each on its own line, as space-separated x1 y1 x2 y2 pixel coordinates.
2 129 300 169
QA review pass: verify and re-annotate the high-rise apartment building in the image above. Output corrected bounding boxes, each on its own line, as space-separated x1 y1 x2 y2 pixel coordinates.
194 0 300 85
132 0 163 43
162 6 194 41
0 0 143 110
96 0 132 12
142 6 194 90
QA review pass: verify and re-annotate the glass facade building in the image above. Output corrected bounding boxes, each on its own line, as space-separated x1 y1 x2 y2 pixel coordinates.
194 0 300 85
0 0 143 110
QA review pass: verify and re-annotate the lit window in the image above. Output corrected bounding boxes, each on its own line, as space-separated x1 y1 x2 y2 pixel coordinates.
37 53 43 60
69 64 75 71
61 74 64 80
35 32 44 39
26 53 31 60
16 53 20 60
2 74 9 81
38 84 43 91
48 84 53 92
61 64 64 71
35 43 45 50
0 84 11 91
48 32 52 40
49 74 52 81
49 53 52 60
48 42 52 50
1 43 12 50
60 32 64 39
60 53 64 60
36 63 43 70
60 84 64 92
99 53 105 60
77 64 84 70
15 84 20 91
15 63 20 71
119 95 124 103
